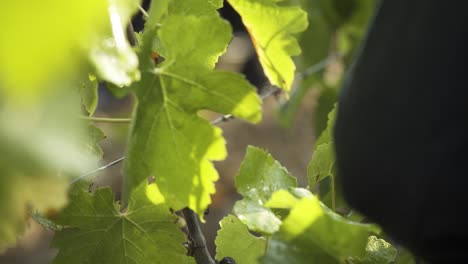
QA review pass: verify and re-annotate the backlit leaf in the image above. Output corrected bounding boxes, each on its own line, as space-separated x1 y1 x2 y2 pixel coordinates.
233 146 297 234
262 196 380 264
123 0 261 217
228 0 308 91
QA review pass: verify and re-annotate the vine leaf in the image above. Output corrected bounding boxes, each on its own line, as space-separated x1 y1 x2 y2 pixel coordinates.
215 215 266 264
51 181 194 264
227 0 308 91
347 236 398 264
84 124 105 159
78 74 99 116
233 146 297 235
123 0 261 217
88 0 140 86
262 195 380 264
307 142 335 189
314 105 337 147
0 93 97 251
307 106 340 209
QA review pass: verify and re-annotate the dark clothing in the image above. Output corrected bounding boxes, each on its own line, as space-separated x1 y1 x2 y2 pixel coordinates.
334 1 468 262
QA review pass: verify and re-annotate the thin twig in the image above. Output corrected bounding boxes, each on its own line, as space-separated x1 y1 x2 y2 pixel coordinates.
299 54 339 79
126 23 138 46
182 208 216 264
81 116 132 123
70 157 126 185
138 4 150 19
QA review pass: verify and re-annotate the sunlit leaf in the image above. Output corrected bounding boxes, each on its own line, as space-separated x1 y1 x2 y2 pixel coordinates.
262 196 380 264
233 146 297 235
228 0 308 91
123 0 261 217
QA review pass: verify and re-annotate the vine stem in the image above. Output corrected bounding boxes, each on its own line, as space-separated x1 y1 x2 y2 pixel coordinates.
331 176 336 212
182 208 217 264
81 116 132 123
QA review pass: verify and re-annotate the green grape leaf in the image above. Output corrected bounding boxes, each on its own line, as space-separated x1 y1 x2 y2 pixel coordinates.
78 74 99 116
0 1 107 100
215 215 266 264
123 0 261 217
308 105 337 188
315 104 337 147
314 87 339 137
145 0 170 29
262 196 380 264
347 236 398 264
307 142 335 189
88 0 140 87
84 124 106 159
0 92 97 251
228 0 308 91
233 146 297 234
51 181 194 264
308 105 343 210
277 0 334 127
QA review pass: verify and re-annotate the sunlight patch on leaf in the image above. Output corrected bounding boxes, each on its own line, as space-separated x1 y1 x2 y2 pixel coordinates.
233 146 297 235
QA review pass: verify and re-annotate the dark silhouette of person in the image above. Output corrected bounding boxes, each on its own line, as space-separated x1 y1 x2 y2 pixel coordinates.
334 1 468 263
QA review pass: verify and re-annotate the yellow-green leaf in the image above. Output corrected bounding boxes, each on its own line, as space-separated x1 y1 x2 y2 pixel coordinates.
228 0 308 91
123 0 261 217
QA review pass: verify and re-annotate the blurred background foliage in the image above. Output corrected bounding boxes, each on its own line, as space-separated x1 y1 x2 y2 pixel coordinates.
0 0 377 263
